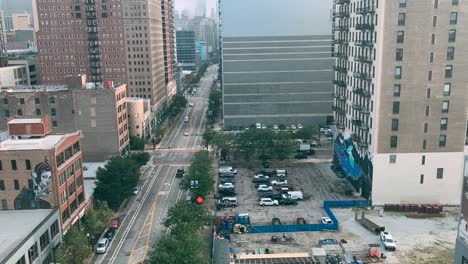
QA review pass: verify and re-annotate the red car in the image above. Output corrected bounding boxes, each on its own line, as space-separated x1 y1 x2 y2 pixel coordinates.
276 184 294 191
109 217 121 230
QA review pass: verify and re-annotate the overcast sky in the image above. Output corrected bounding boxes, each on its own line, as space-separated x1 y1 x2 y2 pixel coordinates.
175 0 217 17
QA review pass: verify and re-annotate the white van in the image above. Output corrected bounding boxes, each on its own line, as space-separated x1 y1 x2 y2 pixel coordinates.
275 169 287 177
218 167 237 175
184 116 189 122
282 191 303 200
221 197 238 206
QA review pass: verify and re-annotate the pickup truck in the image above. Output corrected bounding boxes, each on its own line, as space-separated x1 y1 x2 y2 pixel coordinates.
380 231 397 251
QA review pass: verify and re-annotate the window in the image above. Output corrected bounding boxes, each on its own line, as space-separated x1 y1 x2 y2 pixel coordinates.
52 120 58 127
446 47 454 60
423 140 427 150
394 67 402 79
68 182 76 196
35 98 40 104
28 180 33 190
434 0 439 8
51 108 56 117
442 101 449 113
391 119 399 131
439 135 446 147
430 52 434 63
431 34 435 44
2 98 7 105
15 255 26 264
396 49 403 61
393 102 400 114
420 174 424 184
49 97 55 104
398 13 406 26
427 88 431 98
428 70 432 81
436 168 444 179
17 109 23 116
452 0 459 5
440 118 448 130
424 123 428 133
432 16 437 27
0 180 4 191
25 160 31 170
50 220 59 238
76 175 83 188
393 84 401 97
397 31 404 43
73 142 80 153
4 110 9 117
1 199 6 210
450 12 458 25
39 231 50 251
445 65 453 78
56 153 64 167
62 209 70 223
443 83 451 96
36 109 41 115
11 160 17 170
28 244 38 263
422 155 426 165
0 160 2 170
389 155 397 164
14 180 20 190
399 0 406 7
448 30 456 42
60 190 67 205
19 98 25 104
65 147 73 160
390 136 398 148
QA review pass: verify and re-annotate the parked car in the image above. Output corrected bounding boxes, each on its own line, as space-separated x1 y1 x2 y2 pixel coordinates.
297 124 303 129
257 184 273 192
96 238 109 254
133 186 141 195
260 193 283 200
282 191 303 200
259 198 278 206
176 168 185 178
321 217 333 224
109 217 121 229
271 179 288 186
218 189 236 196
262 161 270 168
296 217 307 224
256 169 273 176
261 124 267 129
252 178 270 184
219 182 234 190
273 169 288 177
105 229 115 241
220 178 235 184
273 125 279 130
279 199 297 205
276 184 294 191
310 140 321 147
380 231 397 251
218 197 238 207
279 124 286 130
254 174 269 180
219 172 235 178
294 153 307 159
291 124 297 130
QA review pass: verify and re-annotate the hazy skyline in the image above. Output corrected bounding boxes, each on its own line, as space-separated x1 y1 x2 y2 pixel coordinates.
175 0 217 17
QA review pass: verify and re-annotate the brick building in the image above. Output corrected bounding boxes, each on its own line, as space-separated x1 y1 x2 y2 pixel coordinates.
0 117 86 232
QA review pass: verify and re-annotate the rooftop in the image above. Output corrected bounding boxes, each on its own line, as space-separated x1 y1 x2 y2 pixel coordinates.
0 133 76 151
7 118 43 124
0 209 56 262
83 161 108 204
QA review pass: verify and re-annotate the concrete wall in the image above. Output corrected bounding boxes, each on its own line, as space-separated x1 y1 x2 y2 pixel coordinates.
372 152 464 205
0 65 29 86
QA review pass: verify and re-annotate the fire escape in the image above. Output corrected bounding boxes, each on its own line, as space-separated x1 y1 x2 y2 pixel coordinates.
85 0 101 83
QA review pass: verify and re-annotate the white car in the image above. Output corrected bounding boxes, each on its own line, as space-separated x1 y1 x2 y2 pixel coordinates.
271 179 288 186
273 125 279 130
380 231 397 251
96 238 109 254
297 124 303 129
321 217 333 224
184 116 189 122
188 103 194 107
133 186 141 195
257 184 273 192
218 182 234 189
254 174 269 180
291 124 297 130
259 198 278 206
261 124 267 129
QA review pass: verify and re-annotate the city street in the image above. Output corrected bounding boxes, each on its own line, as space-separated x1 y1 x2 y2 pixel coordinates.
93 64 218 264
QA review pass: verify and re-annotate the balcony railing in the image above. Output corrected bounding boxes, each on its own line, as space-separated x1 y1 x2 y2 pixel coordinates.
356 6 376 14
354 55 373 64
336 25 350 31
351 134 361 143
361 89 371 97
352 87 363 94
351 119 362 126
360 107 371 114
359 140 369 147
359 123 370 131
335 52 348 59
356 23 375 31
353 72 372 80
352 103 362 110
333 66 348 73
336 11 350 18
336 0 350 4
355 40 374 47
333 80 347 87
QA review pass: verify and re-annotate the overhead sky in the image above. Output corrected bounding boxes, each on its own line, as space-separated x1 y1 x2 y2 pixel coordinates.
221 0 333 37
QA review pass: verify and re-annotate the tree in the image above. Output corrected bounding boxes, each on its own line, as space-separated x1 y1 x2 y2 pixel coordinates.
295 126 319 140
128 152 150 167
153 127 166 139
130 136 146 150
203 128 216 146
83 202 113 243
172 95 188 109
163 201 212 228
94 157 140 210
180 151 214 198
57 225 90 264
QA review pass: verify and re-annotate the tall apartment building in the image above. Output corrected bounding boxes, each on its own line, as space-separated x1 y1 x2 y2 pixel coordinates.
0 78 130 161
35 0 176 113
332 0 468 204
219 0 334 130
161 0 177 103
176 30 197 71
0 117 86 232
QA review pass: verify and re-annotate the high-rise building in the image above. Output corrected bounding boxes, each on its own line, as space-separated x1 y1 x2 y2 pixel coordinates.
176 30 197 71
219 0 334 130
161 0 177 102
195 0 206 18
332 0 468 204
35 0 176 113
11 12 32 30
0 10 8 67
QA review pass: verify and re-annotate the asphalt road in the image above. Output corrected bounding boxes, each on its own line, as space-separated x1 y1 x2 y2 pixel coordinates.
93 64 218 264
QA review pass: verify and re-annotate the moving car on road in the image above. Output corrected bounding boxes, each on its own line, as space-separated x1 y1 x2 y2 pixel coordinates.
259 198 278 206
176 168 185 178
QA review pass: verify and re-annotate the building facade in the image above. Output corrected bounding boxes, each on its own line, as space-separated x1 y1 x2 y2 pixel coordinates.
0 80 130 161
161 0 177 104
332 0 468 204
176 30 197 71
127 97 152 139
219 0 334 130
0 209 62 264
0 117 86 232
11 12 33 30
0 64 30 86
0 10 8 67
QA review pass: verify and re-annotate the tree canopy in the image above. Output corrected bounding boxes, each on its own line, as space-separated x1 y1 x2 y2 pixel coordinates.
57 225 90 264
180 151 214 198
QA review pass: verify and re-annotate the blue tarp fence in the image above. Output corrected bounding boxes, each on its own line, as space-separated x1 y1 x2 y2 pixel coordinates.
250 200 369 233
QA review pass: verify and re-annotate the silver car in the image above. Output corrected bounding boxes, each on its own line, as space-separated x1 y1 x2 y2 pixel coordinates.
96 238 109 254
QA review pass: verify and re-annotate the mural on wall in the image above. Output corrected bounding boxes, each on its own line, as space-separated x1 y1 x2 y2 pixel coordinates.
14 157 53 209
458 157 468 243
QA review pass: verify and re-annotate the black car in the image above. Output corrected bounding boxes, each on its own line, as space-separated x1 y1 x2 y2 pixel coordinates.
218 189 236 196
105 229 115 241
252 178 270 183
259 193 283 200
220 178 235 184
219 172 235 178
279 199 298 206
176 168 185 178
262 161 270 168
295 153 307 159
279 124 286 130
256 169 273 176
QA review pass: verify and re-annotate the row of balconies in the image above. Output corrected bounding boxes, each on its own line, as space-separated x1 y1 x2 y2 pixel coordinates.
333 66 348 73
336 0 350 4
335 11 350 18
353 72 372 81
355 22 375 31
355 40 373 47
335 51 348 59
356 6 376 14
336 25 350 31
354 55 373 64
333 79 347 87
